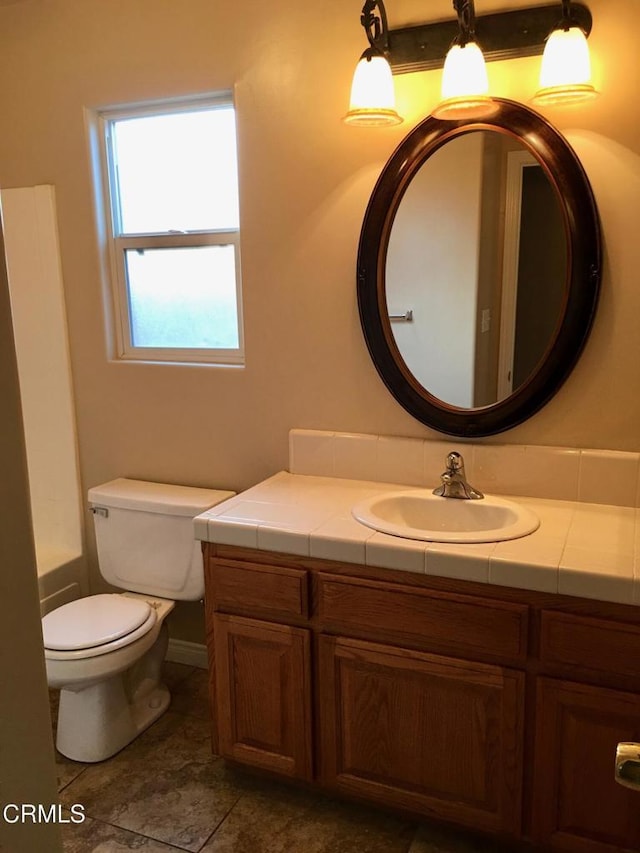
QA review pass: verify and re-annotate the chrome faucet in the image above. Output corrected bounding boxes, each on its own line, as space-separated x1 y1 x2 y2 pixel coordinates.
433 452 484 500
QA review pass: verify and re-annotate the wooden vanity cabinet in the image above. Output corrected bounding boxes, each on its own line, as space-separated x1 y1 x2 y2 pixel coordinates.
206 558 312 780
319 634 524 835
213 613 312 780
532 611 640 851
205 547 527 835
315 571 527 834
203 543 640 851
533 678 640 852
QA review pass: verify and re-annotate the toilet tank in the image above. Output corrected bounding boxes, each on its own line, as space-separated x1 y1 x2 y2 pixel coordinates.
88 478 235 600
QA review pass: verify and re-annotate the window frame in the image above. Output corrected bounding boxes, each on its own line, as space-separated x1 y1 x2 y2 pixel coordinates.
96 94 244 366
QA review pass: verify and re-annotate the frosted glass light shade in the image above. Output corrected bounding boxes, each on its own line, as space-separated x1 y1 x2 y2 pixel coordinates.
533 26 598 105
433 42 498 120
343 53 403 126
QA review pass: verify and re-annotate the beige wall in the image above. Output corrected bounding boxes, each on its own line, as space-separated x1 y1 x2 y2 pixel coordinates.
0 223 62 850
0 0 637 641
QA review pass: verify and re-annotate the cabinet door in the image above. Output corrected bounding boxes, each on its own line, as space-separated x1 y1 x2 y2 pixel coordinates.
319 635 524 836
533 678 640 852
214 613 312 780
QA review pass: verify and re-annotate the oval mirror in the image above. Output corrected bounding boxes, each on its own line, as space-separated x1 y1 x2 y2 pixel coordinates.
357 99 601 437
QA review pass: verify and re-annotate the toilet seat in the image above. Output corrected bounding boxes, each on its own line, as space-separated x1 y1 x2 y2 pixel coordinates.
43 594 157 661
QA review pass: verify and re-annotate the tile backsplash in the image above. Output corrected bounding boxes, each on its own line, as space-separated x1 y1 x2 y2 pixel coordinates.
289 430 640 508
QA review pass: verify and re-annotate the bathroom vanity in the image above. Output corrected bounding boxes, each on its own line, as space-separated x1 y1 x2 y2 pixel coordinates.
200 90 614 851
197 465 640 853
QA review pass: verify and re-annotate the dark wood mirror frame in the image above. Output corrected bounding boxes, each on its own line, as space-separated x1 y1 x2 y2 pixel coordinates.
357 98 601 437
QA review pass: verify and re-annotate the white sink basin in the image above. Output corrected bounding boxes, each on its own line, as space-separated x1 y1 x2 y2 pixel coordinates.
351 490 539 544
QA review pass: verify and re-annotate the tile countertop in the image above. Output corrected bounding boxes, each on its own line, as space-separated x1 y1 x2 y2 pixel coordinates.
194 471 640 607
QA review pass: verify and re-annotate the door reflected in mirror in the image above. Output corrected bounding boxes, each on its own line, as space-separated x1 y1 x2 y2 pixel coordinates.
386 130 567 409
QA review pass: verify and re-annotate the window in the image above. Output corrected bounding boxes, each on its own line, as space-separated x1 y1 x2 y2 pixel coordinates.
95 95 243 364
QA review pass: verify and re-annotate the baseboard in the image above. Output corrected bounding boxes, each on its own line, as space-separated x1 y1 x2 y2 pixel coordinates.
166 638 208 669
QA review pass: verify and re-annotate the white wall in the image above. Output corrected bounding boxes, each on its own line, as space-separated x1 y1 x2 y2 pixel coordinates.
2 186 85 573
387 134 483 407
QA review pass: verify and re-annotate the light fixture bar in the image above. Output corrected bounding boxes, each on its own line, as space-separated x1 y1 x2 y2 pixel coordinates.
383 2 592 74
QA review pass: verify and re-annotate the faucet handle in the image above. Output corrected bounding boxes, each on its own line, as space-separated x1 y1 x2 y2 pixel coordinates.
446 451 465 472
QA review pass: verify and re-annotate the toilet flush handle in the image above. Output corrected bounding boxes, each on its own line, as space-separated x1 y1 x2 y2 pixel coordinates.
90 506 109 518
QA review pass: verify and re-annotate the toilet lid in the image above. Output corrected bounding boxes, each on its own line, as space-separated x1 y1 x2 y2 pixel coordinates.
42 594 152 651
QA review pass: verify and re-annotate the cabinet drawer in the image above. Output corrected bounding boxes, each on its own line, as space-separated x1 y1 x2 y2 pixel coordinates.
540 611 640 679
318 574 528 662
209 560 308 621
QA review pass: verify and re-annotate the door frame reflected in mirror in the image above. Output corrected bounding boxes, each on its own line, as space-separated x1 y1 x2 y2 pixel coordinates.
357 98 601 437
498 149 549 401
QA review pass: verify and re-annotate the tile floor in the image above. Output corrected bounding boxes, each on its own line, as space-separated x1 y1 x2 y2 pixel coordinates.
52 662 525 852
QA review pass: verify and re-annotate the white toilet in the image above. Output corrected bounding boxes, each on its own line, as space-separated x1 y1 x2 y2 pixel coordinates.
42 477 233 763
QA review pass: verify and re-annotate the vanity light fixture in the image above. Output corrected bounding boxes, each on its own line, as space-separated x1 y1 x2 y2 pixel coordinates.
343 0 404 126
533 0 598 105
433 0 497 120
344 0 594 124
